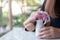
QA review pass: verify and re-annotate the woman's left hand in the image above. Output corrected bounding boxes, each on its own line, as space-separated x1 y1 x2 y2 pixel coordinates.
37 26 60 39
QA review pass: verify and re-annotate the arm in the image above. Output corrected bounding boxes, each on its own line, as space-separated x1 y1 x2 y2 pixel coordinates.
23 0 46 32
37 26 60 39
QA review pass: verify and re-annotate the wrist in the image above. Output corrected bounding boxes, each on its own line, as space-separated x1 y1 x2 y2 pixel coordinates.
54 28 60 38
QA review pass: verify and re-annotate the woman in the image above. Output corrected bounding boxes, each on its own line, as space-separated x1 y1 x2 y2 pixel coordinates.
23 0 60 39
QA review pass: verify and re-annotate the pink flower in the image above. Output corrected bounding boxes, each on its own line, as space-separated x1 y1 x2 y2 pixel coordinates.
30 11 50 22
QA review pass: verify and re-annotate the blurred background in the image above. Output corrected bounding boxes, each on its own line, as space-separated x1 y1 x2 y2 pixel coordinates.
0 0 44 37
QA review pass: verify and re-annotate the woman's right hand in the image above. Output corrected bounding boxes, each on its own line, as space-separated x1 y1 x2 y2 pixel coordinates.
23 16 36 31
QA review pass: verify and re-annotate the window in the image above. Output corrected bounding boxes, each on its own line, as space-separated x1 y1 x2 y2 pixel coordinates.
0 0 44 30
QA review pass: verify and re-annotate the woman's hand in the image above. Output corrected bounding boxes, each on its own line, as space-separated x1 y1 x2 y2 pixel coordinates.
37 26 60 39
23 17 35 31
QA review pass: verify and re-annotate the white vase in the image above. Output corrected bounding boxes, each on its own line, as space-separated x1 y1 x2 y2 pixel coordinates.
35 20 44 40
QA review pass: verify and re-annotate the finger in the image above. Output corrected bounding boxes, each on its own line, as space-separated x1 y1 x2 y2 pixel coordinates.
38 33 51 39
24 23 35 31
38 30 50 36
38 27 50 32
23 17 36 26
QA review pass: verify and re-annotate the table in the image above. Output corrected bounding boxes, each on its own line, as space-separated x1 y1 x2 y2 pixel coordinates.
0 27 60 40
